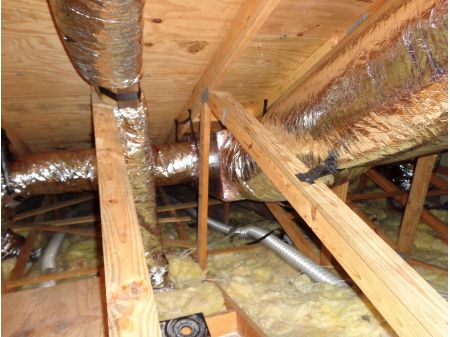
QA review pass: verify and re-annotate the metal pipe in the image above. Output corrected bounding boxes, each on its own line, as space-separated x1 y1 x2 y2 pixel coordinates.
184 207 345 286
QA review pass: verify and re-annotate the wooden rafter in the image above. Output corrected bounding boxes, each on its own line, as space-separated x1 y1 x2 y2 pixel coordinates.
206 89 447 337
166 0 282 142
1 117 32 156
92 92 161 337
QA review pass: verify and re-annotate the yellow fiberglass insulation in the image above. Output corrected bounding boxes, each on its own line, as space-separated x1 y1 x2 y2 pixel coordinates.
155 282 226 321
168 256 207 288
207 248 395 337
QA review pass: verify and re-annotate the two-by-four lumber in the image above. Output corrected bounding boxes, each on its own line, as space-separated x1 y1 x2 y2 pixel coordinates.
206 90 447 337
266 202 319 263
11 215 99 229
197 102 212 270
397 154 438 254
365 169 448 242
13 194 96 222
167 0 282 142
347 189 447 202
92 93 161 337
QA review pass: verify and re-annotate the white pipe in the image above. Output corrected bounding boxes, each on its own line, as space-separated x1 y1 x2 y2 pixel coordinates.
39 233 65 288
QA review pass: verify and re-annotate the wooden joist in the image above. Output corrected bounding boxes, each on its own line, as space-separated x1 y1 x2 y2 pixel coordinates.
397 154 438 254
197 102 212 270
206 90 447 337
158 216 192 224
168 0 282 142
92 93 161 337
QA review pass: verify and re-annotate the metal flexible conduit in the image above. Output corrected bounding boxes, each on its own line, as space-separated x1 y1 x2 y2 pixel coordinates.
39 233 66 288
183 206 345 287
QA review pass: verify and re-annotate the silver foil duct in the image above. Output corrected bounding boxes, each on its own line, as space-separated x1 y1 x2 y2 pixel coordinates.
215 0 448 200
48 0 143 88
113 94 169 290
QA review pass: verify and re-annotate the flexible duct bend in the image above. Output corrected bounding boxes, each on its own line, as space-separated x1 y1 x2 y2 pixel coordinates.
185 208 344 286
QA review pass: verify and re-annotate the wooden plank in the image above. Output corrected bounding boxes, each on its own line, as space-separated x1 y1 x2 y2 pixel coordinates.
206 311 238 337
197 102 212 270
92 94 161 337
13 194 96 222
11 215 99 230
2 277 106 337
5 267 99 291
13 225 98 238
217 284 268 337
266 202 319 263
9 196 52 281
158 187 189 240
157 199 223 213
207 244 262 256
167 0 282 142
347 189 448 201
207 90 447 337
397 155 438 254
158 216 192 224
365 169 448 242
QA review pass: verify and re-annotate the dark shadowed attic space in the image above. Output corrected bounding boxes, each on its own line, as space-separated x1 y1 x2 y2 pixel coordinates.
1 0 448 337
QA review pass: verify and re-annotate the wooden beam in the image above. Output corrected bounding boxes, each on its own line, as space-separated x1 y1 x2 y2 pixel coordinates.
266 202 319 263
166 0 281 142
13 194 96 222
197 102 212 270
347 189 447 202
11 215 99 229
1 117 32 156
92 94 161 337
9 196 52 281
397 154 438 254
365 169 448 242
5 267 99 291
156 199 223 213
206 90 447 337
13 225 99 238
158 188 189 240
158 216 192 224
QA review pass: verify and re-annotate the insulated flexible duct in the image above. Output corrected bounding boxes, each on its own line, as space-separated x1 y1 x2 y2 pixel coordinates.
183 208 344 286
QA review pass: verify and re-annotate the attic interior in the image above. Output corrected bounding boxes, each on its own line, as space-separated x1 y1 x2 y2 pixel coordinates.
1 0 448 336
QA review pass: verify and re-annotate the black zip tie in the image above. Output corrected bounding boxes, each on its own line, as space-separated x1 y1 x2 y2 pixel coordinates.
246 228 285 245
296 150 340 184
98 86 141 102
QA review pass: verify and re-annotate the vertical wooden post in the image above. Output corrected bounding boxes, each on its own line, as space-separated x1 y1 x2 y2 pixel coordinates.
320 182 349 265
197 102 211 270
397 154 437 254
